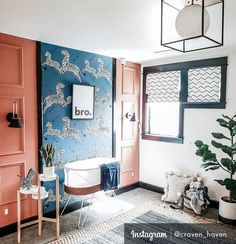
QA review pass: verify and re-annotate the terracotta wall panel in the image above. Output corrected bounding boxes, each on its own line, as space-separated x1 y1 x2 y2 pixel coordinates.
0 33 38 228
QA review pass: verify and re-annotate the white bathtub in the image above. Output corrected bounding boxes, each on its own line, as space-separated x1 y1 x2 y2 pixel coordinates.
64 157 118 195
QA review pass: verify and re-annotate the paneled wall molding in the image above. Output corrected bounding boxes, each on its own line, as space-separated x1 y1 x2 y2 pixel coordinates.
0 33 38 228
116 60 140 187
122 66 135 95
0 161 26 205
0 96 25 156
0 42 24 88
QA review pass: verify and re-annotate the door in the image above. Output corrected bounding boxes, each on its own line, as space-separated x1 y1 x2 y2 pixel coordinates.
116 60 140 187
0 33 38 227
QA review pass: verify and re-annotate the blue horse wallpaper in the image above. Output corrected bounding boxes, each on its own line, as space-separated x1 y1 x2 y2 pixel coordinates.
38 42 114 212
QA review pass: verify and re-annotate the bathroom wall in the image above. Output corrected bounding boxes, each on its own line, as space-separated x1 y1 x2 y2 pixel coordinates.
0 33 38 227
38 42 114 212
140 47 236 201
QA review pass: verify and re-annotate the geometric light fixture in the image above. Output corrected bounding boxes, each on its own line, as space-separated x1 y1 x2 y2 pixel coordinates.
6 101 23 128
161 0 224 52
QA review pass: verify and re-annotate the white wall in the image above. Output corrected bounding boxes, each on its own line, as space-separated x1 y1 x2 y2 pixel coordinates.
140 47 236 201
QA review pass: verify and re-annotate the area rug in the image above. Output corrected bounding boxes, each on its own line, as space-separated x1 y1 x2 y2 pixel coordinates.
50 203 236 244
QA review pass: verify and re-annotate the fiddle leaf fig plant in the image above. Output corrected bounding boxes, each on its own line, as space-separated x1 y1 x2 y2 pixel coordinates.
195 114 236 203
40 143 55 167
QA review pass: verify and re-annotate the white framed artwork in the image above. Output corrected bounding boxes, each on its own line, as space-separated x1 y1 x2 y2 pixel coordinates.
72 84 95 119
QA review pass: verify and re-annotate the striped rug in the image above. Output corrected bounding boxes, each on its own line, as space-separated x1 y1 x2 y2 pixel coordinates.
51 203 236 244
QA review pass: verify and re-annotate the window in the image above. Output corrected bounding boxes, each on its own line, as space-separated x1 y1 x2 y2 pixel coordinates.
142 57 227 143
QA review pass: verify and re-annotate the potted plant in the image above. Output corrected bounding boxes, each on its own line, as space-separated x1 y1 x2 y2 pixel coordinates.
40 143 55 177
195 114 236 225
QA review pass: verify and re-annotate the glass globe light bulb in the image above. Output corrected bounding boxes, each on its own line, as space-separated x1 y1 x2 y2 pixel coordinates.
175 4 210 39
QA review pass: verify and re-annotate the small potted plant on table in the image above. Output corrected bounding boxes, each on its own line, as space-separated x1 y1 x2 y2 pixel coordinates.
40 143 55 177
195 114 236 225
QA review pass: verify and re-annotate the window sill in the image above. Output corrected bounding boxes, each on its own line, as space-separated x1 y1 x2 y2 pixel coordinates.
182 102 226 109
142 134 183 144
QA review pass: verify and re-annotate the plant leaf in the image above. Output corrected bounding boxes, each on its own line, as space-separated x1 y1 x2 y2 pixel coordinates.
222 146 233 157
231 160 236 175
211 140 224 149
195 140 203 148
205 166 220 171
196 144 209 157
201 162 219 168
222 114 231 120
224 178 236 191
196 149 204 157
232 126 236 136
202 151 217 162
217 118 229 129
211 133 230 140
221 158 233 171
215 180 225 186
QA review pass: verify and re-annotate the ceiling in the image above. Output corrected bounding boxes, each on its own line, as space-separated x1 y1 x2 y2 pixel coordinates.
0 0 236 63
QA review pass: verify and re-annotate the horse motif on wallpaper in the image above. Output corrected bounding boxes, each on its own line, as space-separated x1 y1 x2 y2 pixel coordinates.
54 149 65 170
43 82 71 113
44 122 63 139
62 117 82 142
43 50 112 85
88 144 110 159
95 92 111 106
83 59 98 78
97 58 112 85
42 50 82 81
44 117 82 142
45 189 70 205
85 118 110 136
83 58 112 85
61 50 82 82
43 52 62 73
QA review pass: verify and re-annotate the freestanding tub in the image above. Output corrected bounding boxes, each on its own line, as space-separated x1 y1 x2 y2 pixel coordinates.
62 157 120 228
64 157 119 196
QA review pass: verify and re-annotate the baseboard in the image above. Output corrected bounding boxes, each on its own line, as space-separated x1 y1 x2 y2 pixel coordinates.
139 181 164 194
138 181 219 210
0 184 138 237
114 182 139 195
0 181 219 237
0 216 38 237
0 199 89 238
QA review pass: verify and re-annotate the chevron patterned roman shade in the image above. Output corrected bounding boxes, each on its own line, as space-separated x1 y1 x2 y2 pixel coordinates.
188 67 221 103
146 71 181 103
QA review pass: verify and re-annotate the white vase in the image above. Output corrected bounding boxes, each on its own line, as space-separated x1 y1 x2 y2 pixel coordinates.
219 196 236 225
43 165 55 178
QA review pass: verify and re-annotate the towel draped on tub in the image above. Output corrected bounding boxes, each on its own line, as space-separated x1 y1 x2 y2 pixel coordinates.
100 162 120 192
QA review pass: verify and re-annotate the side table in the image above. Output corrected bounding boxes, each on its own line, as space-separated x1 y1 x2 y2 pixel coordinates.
17 174 60 243
17 184 48 243
38 174 60 240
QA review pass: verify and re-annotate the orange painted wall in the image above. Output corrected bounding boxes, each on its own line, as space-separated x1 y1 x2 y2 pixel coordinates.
0 33 38 227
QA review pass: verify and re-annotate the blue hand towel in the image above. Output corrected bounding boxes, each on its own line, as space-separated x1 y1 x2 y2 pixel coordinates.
100 162 120 192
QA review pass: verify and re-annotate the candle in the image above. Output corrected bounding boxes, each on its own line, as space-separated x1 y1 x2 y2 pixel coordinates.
15 102 18 117
12 103 15 117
